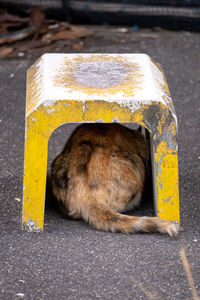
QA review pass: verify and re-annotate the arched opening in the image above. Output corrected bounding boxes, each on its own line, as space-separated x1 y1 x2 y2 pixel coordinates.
45 122 155 229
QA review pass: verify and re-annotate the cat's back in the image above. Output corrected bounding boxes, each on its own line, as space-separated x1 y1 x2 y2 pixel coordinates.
65 123 146 155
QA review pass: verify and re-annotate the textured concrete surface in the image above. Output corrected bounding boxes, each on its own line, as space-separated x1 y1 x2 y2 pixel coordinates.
0 28 200 300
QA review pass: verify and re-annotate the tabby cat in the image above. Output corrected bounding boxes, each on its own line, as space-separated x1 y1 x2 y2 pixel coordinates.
51 123 177 237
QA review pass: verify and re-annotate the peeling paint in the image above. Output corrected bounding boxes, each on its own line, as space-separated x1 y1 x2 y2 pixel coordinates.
26 57 43 117
26 54 175 117
112 117 120 123
26 54 178 118
47 107 55 114
155 141 179 224
156 153 166 174
82 100 86 119
42 99 57 107
22 219 41 232
118 99 141 113
22 53 180 232
158 181 163 190
62 102 70 107
95 119 105 123
162 196 172 203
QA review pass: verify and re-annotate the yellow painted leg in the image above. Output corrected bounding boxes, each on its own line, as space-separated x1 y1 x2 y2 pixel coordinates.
22 128 48 232
154 142 180 225
22 101 83 231
132 104 180 226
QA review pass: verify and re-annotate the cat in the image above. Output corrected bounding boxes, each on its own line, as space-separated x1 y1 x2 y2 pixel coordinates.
51 123 178 237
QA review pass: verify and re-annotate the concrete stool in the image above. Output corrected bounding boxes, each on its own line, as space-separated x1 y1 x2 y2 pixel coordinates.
22 53 179 232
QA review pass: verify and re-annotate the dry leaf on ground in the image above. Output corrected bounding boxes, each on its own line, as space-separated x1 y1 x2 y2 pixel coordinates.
0 27 35 45
53 27 93 40
0 8 93 56
0 46 13 56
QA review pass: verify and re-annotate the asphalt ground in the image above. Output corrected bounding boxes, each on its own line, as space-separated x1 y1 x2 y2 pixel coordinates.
0 27 200 299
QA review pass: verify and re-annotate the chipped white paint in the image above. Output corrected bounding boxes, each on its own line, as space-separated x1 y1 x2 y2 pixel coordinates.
82 99 86 118
112 117 120 123
26 53 176 117
95 119 106 123
22 218 41 232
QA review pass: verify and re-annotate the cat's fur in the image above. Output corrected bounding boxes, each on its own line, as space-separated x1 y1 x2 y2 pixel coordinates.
51 123 178 237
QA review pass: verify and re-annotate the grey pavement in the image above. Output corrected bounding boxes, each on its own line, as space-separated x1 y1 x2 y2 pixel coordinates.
0 28 200 300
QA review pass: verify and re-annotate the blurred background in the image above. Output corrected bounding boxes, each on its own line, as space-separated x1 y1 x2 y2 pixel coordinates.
0 0 200 58
0 0 200 30
1 0 200 29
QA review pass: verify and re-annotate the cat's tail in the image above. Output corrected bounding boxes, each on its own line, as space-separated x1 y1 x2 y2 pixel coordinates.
83 202 178 237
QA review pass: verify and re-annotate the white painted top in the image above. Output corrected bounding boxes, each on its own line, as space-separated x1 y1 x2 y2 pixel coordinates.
27 53 174 116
